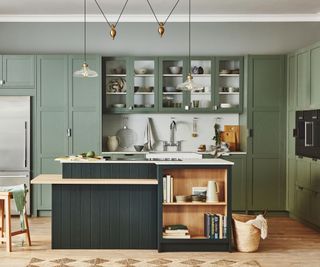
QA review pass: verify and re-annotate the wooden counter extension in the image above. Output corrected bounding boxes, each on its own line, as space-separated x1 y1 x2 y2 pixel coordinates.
31 174 158 185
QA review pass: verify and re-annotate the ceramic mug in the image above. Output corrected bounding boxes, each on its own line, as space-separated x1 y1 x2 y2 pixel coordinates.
206 180 219 202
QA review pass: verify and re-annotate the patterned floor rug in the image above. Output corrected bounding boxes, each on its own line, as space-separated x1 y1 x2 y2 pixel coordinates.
26 257 262 267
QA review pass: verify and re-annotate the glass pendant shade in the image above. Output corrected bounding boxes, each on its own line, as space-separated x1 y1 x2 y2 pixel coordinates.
177 73 203 91
73 0 98 78
73 63 98 78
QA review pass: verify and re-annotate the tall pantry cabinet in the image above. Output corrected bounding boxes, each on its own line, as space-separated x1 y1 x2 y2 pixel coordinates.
34 55 101 214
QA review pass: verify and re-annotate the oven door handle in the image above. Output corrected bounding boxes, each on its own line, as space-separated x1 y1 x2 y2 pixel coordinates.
305 121 314 147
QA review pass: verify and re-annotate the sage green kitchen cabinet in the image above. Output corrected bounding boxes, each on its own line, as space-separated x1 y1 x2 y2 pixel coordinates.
221 154 247 211
36 55 69 211
159 56 189 113
0 55 35 89
295 186 311 222
310 160 320 192
103 57 159 113
310 191 320 227
214 56 244 113
35 55 101 213
296 50 310 109
247 55 286 211
310 44 320 109
296 157 311 189
69 56 101 155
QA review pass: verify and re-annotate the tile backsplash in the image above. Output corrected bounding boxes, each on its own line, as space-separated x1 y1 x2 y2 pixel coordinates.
102 114 239 152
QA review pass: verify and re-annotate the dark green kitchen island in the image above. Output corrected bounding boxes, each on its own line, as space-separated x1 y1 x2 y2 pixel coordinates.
32 158 233 252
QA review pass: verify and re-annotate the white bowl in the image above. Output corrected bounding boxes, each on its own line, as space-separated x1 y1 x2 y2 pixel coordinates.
112 103 126 108
168 66 182 74
220 103 232 108
164 86 176 92
135 68 148 74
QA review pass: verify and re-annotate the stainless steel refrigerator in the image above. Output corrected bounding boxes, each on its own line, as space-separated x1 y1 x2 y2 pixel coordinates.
0 96 30 214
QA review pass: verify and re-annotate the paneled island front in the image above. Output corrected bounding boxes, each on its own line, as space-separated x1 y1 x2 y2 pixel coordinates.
32 158 233 252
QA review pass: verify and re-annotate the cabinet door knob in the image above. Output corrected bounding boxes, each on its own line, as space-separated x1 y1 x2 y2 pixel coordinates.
67 128 72 137
184 105 189 110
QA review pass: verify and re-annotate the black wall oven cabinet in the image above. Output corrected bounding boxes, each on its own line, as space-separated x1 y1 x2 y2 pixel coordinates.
295 110 320 159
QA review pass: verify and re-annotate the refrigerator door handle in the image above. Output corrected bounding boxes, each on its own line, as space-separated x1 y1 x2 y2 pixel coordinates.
0 175 28 178
24 121 28 168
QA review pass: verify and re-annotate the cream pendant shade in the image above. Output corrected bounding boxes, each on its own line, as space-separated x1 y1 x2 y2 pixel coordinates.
73 63 98 78
177 74 203 91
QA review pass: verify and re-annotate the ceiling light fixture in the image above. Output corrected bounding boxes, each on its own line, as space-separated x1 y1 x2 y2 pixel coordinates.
73 0 98 78
177 0 203 91
94 0 129 40
146 0 180 37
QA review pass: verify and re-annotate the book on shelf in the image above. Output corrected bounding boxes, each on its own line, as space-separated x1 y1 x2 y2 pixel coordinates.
163 175 174 203
163 224 190 239
204 213 227 239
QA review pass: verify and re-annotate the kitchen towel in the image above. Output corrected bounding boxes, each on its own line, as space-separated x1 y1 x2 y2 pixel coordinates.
246 214 268 239
0 184 27 229
144 118 156 151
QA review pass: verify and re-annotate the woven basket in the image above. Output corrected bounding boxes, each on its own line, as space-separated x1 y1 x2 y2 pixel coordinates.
232 214 261 252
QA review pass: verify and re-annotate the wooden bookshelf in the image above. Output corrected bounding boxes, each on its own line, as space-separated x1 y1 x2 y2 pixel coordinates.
158 165 232 252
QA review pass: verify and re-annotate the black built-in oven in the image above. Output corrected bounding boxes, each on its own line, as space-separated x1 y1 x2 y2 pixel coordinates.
295 110 320 159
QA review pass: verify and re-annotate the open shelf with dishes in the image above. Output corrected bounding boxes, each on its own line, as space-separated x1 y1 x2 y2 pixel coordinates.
102 56 243 114
103 57 158 113
215 57 243 112
158 165 232 252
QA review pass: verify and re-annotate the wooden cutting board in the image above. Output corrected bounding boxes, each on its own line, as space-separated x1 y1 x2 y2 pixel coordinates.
221 131 237 151
224 125 240 151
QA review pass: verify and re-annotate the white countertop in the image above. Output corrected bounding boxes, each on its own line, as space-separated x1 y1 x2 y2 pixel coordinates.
57 158 234 166
101 151 247 155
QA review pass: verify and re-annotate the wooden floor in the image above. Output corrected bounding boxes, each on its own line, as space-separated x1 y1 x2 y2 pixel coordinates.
0 216 319 267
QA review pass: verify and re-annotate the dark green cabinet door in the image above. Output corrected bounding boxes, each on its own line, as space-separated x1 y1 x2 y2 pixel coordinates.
222 155 247 210
296 51 310 108
68 56 101 155
36 55 69 210
1 55 35 88
296 158 311 189
310 45 320 108
247 56 286 211
295 186 311 221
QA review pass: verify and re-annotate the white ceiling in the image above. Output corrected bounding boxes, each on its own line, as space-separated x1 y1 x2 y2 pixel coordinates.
1 0 320 22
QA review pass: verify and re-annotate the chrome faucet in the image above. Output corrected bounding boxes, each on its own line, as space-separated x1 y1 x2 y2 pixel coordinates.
163 119 182 151
170 120 176 145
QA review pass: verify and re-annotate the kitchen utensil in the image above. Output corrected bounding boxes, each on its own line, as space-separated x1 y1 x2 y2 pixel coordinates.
134 145 144 152
224 125 240 151
135 68 148 74
191 195 206 203
192 66 198 74
192 117 198 137
164 86 176 92
175 195 191 203
168 66 182 74
192 100 200 108
206 180 219 203
220 103 232 108
112 103 126 108
116 117 137 148
106 136 119 152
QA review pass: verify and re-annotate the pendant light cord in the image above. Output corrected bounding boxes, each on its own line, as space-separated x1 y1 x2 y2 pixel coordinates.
84 0 87 63
188 0 191 74
147 0 180 26
94 0 129 28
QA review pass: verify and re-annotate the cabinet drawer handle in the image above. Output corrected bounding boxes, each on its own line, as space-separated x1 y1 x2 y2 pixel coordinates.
298 186 303 190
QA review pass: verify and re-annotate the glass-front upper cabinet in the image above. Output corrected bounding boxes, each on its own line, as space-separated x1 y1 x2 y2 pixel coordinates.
189 57 214 112
103 57 131 113
215 56 244 113
159 57 188 112
132 57 158 112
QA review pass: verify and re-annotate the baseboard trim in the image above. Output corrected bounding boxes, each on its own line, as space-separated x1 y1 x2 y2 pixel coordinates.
289 213 320 232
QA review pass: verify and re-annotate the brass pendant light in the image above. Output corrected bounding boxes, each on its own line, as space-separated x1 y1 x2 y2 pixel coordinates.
73 0 98 78
147 0 180 37
177 0 203 91
94 0 129 40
